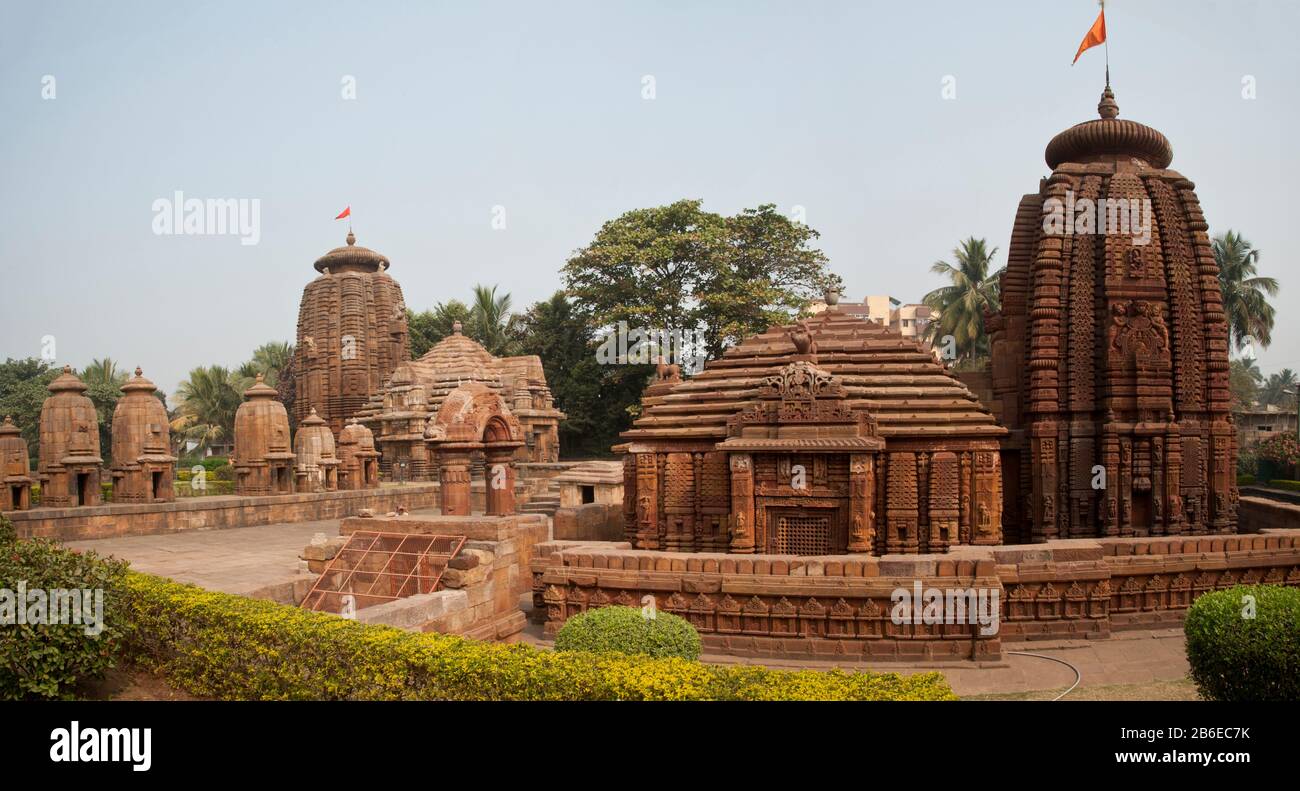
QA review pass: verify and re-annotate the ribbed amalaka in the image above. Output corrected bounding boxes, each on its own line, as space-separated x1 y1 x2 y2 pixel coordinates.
292 231 410 435
986 85 1237 541
110 367 177 503
37 366 103 508
615 309 1006 556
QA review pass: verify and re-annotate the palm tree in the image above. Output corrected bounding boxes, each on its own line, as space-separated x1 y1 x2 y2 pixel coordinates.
81 357 129 390
1214 231 1279 351
171 365 243 456
468 284 520 356
922 237 1004 367
232 341 293 390
1229 357 1264 410
1262 369 1298 409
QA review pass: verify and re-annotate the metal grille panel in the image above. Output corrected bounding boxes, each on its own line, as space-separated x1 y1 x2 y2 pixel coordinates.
300 531 465 614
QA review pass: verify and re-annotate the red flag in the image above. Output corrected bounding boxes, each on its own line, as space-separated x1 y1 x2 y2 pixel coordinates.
1073 9 1106 64
335 206 351 220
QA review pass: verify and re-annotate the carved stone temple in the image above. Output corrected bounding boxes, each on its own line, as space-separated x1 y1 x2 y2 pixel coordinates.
233 374 296 495
355 321 564 481
337 418 380 490
985 86 1238 541
1 416 34 511
294 407 340 492
37 367 103 508
291 231 410 435
615 310 1007 555
109 368 177 503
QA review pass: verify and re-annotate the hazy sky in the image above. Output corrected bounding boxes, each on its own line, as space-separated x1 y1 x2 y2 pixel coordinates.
2 0 1296 399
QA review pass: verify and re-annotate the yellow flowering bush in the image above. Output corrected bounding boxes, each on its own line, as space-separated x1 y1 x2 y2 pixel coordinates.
123 572 956 701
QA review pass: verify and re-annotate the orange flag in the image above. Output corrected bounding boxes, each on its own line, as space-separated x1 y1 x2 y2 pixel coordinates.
335 206 351 220
1072 8 1106 64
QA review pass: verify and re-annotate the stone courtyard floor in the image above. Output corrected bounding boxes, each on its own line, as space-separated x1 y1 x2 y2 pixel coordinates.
66 519 1196 700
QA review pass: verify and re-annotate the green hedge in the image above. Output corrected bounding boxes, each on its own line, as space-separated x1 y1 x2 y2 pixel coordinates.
1267 479 1300 492
0 520 130 699
1185 585 1300 702
123 573 955 701
556 606 702 660
1237 474 1256 486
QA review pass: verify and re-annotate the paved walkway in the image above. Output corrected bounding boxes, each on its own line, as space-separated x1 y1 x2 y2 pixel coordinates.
65 520 331 600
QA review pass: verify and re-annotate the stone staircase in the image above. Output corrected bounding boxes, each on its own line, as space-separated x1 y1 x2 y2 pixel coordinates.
520 480 561 517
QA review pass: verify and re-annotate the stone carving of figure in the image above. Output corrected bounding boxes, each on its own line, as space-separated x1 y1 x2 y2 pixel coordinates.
787 321 817 356
1043 494 1055 523
655 356 681 382
1107 498 1118 522
1107 302 1128 352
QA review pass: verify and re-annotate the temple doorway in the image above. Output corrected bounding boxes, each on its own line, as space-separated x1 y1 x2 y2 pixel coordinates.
76 473 91 506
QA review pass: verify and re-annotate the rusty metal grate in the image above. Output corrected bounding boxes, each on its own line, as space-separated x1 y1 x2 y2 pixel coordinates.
300 531 466 614
775 515 830 555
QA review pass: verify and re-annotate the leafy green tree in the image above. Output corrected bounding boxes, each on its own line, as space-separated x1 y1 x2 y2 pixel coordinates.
1214 231 1279 350
0 358 60 462
922 237 1004 368
514 292 651 457
172 365 243 455
562 199 838 363
408 300 472 357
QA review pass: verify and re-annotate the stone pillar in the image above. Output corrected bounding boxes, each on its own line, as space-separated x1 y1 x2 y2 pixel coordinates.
1165 425 1183 534
485 449 516 516
886 451 919 554
729 453 755 554
847 454 874 553
439 449 473 516
634 452 659 549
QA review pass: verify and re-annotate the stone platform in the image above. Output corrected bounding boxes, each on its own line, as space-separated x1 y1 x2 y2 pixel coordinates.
305 512 548 641
533 529 1300 661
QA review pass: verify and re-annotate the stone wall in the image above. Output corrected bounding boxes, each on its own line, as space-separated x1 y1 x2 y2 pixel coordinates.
553 502 623 542
533 529 1300 661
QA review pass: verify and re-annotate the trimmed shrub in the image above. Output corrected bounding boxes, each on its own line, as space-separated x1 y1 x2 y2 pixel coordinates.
0 515 14 545
1185 584 1300 701
0 531 130 699
1236 474 1255 486
1267 479 1300 492
123 573 955 701
555 606 701 660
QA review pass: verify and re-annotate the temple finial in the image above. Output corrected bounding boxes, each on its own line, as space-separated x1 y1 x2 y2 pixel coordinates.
1098 84 1119 119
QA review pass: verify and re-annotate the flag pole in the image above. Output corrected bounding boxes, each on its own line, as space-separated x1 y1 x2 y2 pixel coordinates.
1103 2 1109 87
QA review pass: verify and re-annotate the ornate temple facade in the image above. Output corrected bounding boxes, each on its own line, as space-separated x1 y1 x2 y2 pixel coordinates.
109 368 177 503
355 321 564 480
291 231 410 435
985 86 1238 541
233 375 296 495
1 416 34 511
615 309 1007 555
37 367 104 508
424 382 524 516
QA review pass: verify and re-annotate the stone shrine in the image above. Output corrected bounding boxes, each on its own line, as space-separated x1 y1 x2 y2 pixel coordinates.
424 382 524 516
616 308 1007 555
37 367 103 508
1 416 34 511
294 407 340 492
985 86 1238 541
233 374 296 495
291 231 410 434
337 418 380 490
356 321 563 480
109 368 177 503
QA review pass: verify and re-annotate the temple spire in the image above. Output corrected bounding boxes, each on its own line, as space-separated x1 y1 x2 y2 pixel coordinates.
1098 83 1119 119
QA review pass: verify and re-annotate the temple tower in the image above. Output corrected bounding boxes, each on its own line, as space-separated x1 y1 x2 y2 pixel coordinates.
233 374 297 495
110 367 177 503
1 416 34 510
291 230 410 434
37 367 103 508
987 86 1236 541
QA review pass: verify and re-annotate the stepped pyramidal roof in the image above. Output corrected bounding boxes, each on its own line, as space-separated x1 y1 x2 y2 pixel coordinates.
619 309 1006 444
